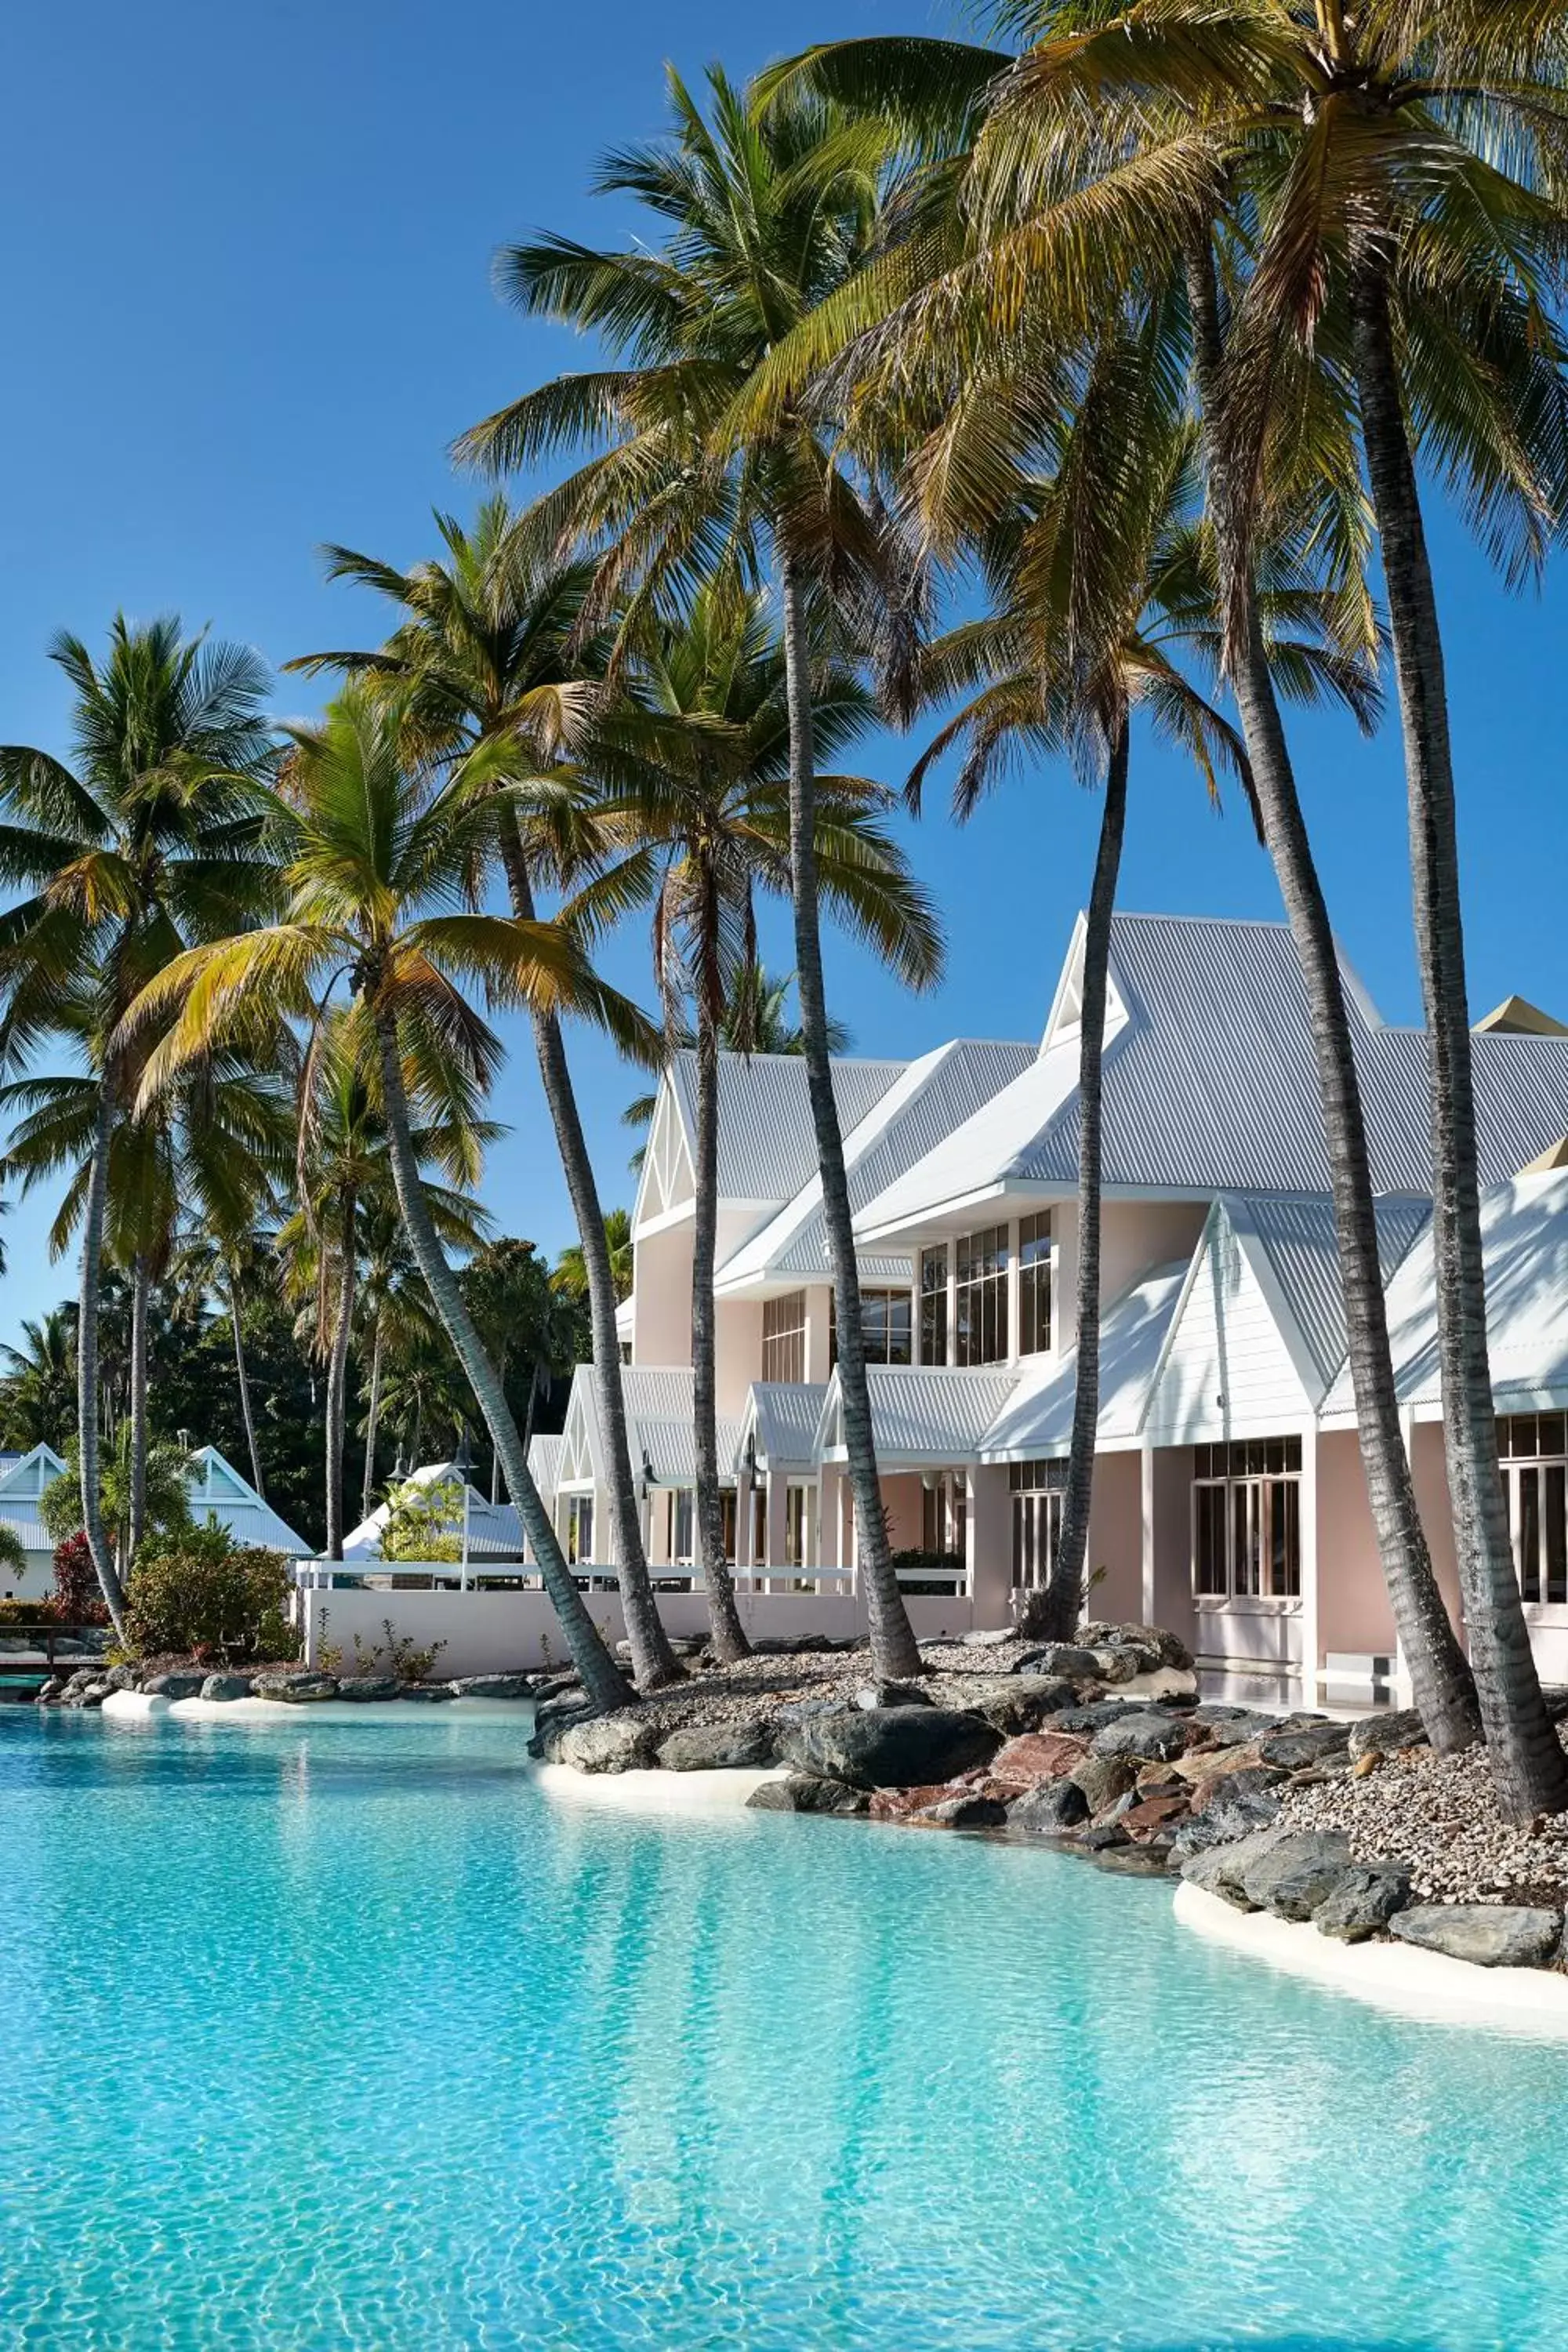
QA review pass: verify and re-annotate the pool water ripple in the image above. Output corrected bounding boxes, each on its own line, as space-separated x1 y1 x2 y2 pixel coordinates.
3 1710 1568 2350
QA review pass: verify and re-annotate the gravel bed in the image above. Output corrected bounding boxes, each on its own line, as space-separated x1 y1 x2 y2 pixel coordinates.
1283 1735 1568 1909
606 1638 1051 1735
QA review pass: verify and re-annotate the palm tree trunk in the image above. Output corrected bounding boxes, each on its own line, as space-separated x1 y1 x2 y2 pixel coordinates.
779 546 921 1679
495 807 681 1689
361 1317 383 1523
1351 256 1566 1820
692 893 752 1662
374 1009 633 1711
1031 712 1129 1640
127 1254 151 1566
522 1361 541 1455
1185 238 1479 1748
76 1081 129 1640
227 1261 267 1500
325 1195 355 1561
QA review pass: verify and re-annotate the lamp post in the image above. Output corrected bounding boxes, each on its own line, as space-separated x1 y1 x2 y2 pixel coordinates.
453 1426 474 1592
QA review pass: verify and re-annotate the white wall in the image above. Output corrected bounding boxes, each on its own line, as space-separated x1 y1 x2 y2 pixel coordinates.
1143 1222 1310 1445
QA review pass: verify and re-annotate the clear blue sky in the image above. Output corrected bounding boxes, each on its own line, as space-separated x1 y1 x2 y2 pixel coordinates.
1 0 1564 1349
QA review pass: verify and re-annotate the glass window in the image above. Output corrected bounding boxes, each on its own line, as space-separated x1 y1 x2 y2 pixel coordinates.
830 1287 914 1369
784 1483 811 1569
1498 1414 1568 1607
920 1246 949 1366
672 1489 693 1563
567 1494 593 1566
1019 1212 1052 1356
1191 1437 1301 1601
956 1225 1010 1367
761 1290 807 1385
1010 1459 1068 1590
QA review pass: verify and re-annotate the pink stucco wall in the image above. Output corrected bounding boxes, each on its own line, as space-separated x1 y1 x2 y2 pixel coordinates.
1315 1428 1399 1657
1086 1451 1144 1624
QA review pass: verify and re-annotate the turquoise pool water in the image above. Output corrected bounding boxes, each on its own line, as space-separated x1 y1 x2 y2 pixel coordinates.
5 1711 1568 2351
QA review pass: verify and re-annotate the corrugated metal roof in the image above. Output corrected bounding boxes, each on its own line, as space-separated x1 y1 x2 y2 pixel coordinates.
980 1265 1189 1460
1230 1192 1432 1397
669 1050 906 1207
528 1435 564 1498
343 1463 525 1560
565 1364 744 1490
1323 1172 1568 1416
857 914 1568 1235
187 1446 311 1555
817 1366 1021 1462
744 1382 829 1469
717 1039 1036 1288
0 1509 51 1553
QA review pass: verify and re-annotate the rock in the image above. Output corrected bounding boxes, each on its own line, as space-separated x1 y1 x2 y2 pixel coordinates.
956 1678 1080 1737
1258 1721 1352 1771
1083 1621 1195 1672
1347 1708 1428 1761
1240 1829 1354 1921
854 1679 934 1711
1178 1824 1301 1909
777 1706 1002 1791
34 1677 64 1705
336 1675 402 1701
912 1791 1009 1830
1191 1708 1281 1748
540 1712 664 1773
746 1774 869 1816
1179 1780 1283 1851
1090 1711 1192 1762
1069 1753 1141 1816
106 1665 142 1692
1314 1864 1412 1942
532 1674 585 1703
1173 1742 1265 1786
199 1673 254 1702
1089 1647 1143 1685
1007 1778 1091 1834
391 1685 453 1703
657 1720 778 1772
1192 1765 1285 1813
1080 1820 1129 1851
448 1674 536 1700
1044 1700 1140 1734
77 1680 111 1708
1352 1751 1381 1779
1020 1645 1105 1681
1120 1794 1189 1846
252 1669 338 1704
1390 1904 1563 1969
143 1671 209 1700
988 1730 1092 1789
960 1627 1016 1649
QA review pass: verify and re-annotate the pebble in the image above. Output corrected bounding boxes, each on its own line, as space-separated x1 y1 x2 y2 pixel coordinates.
1283 1734 1568 1907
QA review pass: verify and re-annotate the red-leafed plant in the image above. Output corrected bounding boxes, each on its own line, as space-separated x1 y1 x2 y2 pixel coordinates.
51 1533 111 1628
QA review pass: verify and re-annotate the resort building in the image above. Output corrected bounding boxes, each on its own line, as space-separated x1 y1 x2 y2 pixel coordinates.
543 912 1568 1706
0 1442 310 1602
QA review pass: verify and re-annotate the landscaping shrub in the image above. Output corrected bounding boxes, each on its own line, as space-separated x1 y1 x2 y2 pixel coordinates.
380 1476 463 1563
50 1532 111 1628
125 1525 296 1661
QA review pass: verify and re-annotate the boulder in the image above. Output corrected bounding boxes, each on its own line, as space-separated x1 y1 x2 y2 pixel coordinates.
1257 1720 1352 1771
1390 1904 1563 1969
988 1730 1092 1789
954 1677 1080 1738
200 1673 255 1703
1347 1708 1428 1762
1069 1753 1141 1816
1120 1793 1189 1846
777 1706 1002 1791
960 1627 1016 1650
1083 1621 1196 1672
448 1674 536 1700
34 1677 64 1705
1089 1711 1192 1762
539 1712 664 1773
1044 1700 1141 1735
1173 1781 1283 1855
657 1720 778 1772
76 1680 111 1708
1240 1830 1355 1921
910 1791 1008 1831
854 1679 934 1711
746 1773 870 1816
532 1674 586 1703
252 1669 338 1704
336 1675 402 1702
106 1665 142 1692
1088 1647 1143 1685
1173 1741 1267 1786
143 1671 209 1700
1178 1824 1304 1910
1080 1820 1129 1851
1007 1779 1091 1835
1017 1644 1105 1681
1314 1864 1412 1942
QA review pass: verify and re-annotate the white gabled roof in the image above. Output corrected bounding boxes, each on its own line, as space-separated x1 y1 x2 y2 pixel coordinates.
856 913 1568 1239
739 1381 829 1472
0 1442 66 1558
557 1363 744 1491
715 1038 1034 1293
528 1434 564 1504
342 1461 524 1561
815 1365 1021 1465
187 1445 312 1557
638 1050 906 1229
1323 1171 1568 1419
1224 1192 1430 1399
980 1265 1188 1461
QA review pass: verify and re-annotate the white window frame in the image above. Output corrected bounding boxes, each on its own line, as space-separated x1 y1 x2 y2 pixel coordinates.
1191 1438 1302 1604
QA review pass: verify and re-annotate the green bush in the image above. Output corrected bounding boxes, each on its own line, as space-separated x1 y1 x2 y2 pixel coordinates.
125 1525 297 1662
0 1598 59 1628
380 1476 464 1563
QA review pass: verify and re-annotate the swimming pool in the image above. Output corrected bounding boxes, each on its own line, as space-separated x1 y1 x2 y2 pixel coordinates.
4 1707 1568 2350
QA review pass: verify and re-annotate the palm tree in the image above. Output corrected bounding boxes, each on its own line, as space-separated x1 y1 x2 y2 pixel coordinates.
583 583 941 1659
354 1203 442 1519
0 1311 76 1449
121 688 644 1711
754 18 1484 1757
168 1221 281 1501
376 1327 473 1479
39 1425 195 1586
460 1236 575 1501
0 617 277 1638
554 1206 634 1306
459 69 938 1679
286 500 683 1689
